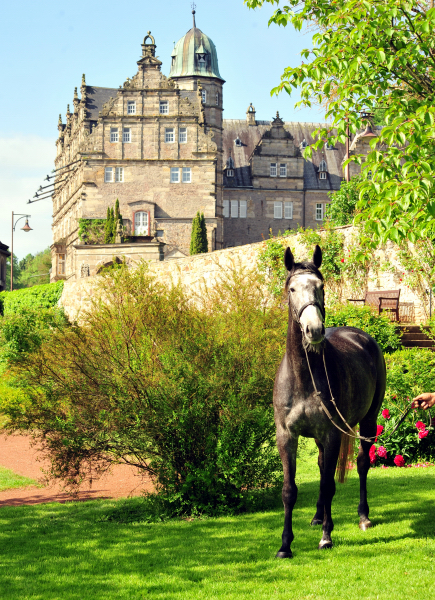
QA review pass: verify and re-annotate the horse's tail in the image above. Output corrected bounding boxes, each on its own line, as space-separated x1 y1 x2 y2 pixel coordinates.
336 428 357 484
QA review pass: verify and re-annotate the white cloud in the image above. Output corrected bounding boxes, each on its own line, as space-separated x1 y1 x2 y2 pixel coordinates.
0 135 56 259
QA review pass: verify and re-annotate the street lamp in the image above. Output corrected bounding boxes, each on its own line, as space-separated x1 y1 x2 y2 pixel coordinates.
11 212 32 291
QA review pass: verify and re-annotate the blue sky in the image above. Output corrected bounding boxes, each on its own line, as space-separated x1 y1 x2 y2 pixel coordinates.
0 0 323 259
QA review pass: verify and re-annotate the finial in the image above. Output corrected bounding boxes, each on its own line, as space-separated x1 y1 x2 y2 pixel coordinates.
58 114 62 125
67 104 70 115
74 87 78 99
82 74 86 85
192 2 196 27
276 111 280 118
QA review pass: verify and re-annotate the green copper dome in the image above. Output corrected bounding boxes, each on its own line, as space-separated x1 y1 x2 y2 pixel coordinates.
169 16 223 81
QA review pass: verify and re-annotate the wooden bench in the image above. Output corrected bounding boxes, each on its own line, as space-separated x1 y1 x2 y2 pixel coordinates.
348 289 401 321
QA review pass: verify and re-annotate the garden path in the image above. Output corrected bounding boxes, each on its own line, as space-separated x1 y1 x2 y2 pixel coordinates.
0 433 153 507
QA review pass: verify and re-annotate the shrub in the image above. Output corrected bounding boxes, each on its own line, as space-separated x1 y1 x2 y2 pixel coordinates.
190 212 208 255
0 280 64 316
370 348 435 466
325 303 401 353
1 264 284 515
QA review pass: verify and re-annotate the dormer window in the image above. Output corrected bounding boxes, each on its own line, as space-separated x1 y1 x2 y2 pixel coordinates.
319 172 327 180
234 137 242 147
196 42 208 66
319 159 328 180
227 169 234 177
198 54 206 63
127 101 136 115
301 139 307 149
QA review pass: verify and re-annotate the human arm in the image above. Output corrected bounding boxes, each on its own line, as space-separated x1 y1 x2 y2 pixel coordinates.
411 393 435 410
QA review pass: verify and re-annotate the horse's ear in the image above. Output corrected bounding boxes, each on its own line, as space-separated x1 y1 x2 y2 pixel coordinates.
312 245 322 268
284 247 294 272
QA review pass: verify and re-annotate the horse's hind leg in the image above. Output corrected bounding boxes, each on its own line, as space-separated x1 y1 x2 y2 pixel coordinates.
317 433 341 549
357 419 377 530
276 431 299 559
311 439 324 526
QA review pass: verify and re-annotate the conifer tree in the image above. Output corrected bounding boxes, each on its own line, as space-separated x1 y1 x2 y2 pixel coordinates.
113 199 123 240
104 207 112 244
190 212 208 255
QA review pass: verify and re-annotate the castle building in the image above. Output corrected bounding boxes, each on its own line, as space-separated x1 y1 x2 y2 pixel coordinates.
50 11 369 281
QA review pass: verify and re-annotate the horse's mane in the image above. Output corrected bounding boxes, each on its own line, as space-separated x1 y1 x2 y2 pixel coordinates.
285 262 324 290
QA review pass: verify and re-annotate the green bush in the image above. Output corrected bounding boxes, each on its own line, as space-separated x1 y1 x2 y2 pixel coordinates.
325 303 401 353
1 264 284 515
371 348 435 466
0 281 64 316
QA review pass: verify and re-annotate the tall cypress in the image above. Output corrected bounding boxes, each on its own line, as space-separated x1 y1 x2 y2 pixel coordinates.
113 199 123 240
104 207 112 244
190 212 208 255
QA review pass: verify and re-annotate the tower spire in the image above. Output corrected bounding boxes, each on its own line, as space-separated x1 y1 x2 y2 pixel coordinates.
192 2 196 28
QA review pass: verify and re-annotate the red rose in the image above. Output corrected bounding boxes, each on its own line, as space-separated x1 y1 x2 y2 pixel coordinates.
377 446 387 459
341 258 344 263
382 409 390 419
394 455 405 467
418 429 429 439
416 421 426 431
392 395 397 399
399 279 402 282
369 444 377 464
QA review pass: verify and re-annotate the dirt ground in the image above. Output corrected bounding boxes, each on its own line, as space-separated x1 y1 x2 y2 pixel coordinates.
0 433 153 507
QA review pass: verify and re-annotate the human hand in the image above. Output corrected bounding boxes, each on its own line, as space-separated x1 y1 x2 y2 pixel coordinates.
411 393 435 410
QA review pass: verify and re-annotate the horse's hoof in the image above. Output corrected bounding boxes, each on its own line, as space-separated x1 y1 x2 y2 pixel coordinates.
275 550 293 559
359 519 372 531
311 518 323 526
318 539 333 550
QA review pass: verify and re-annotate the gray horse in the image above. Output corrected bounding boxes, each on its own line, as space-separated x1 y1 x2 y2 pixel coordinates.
274 245 386 558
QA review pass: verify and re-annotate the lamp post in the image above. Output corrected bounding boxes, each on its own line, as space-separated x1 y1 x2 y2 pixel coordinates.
11 212 32 291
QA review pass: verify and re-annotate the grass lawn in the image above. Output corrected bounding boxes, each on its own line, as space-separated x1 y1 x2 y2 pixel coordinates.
0 466 37 491
0 440 434 600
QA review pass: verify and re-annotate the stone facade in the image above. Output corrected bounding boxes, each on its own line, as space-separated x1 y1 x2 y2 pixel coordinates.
50 16 373 282
0 241 11 292
60 226 429 325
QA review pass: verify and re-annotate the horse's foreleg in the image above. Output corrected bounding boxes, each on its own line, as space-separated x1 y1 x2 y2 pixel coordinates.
357 421 376 530
276 431 298 559
311 439 324 526
318 435 341 550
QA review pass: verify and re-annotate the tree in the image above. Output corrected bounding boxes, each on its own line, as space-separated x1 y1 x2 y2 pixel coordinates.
245 0 435 245
104 207 114 244
18 249 52 287
190 212 208 255
113 198 123 240
327 176 362 226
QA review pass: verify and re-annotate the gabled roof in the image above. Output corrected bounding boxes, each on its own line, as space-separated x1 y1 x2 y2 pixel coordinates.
85 86 119 121
222 120 347 191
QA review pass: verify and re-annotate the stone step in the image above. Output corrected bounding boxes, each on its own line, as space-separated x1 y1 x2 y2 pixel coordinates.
401 340 435 348
401 333 430 341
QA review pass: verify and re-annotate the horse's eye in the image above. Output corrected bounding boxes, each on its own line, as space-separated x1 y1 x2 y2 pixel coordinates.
290 287 295 293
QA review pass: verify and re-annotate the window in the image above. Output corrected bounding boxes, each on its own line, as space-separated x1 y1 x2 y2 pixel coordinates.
274 202 283 219
159 101 168 114
165 128 174 143
231 200 238 218
239 200 247 218
226 169 234 177
216 93 219 106
270 163 277 177
319 171 327 180
316 203 324 220
179 128 187 143
201 89 207 103
326 142 333 150
127 101 136 114
279 164 287 177
284 202 293 219
170 167 180 183
123 128 131 143
223 200 229 218
105 167 113 182
58 254 66 275
134 211 148 235
234 138 242 147
110 128 118 143
301 139 307 149
115 167 124 182
182 167 191 183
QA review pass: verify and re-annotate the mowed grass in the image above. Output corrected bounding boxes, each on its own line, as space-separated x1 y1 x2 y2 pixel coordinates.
0 466 37 491
0 441 435 600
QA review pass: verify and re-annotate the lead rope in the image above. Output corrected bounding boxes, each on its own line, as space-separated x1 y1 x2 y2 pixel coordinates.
303 344 413 444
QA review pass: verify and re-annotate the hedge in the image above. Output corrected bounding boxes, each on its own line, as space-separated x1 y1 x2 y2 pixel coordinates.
0 281 64 316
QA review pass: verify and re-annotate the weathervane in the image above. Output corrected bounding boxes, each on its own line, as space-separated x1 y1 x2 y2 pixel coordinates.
191 2 196 27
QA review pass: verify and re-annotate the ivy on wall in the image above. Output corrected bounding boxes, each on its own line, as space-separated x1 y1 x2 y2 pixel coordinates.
78 219 106 245
0 281 64 316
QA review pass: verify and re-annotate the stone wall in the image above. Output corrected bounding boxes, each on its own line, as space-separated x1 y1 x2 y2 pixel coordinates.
59 226 430 323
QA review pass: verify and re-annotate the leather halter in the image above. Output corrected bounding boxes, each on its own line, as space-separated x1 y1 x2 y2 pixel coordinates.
287 289 325 327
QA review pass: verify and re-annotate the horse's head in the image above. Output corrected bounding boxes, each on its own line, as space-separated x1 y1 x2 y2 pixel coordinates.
284 245 325 351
